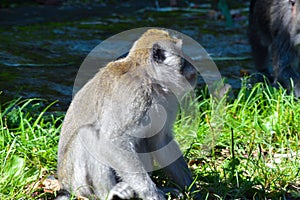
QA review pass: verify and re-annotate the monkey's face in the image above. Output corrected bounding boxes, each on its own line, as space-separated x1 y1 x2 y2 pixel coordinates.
150 40 197 96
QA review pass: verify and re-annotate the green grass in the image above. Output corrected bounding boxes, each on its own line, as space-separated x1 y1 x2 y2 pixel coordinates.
0 80 299 199
0 98 63 199
175 80 300 199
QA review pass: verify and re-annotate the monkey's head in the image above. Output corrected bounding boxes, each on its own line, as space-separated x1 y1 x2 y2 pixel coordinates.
128 29 197 97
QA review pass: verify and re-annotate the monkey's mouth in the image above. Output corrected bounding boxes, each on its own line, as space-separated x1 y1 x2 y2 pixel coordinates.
180 60 197 86
183 67 197 82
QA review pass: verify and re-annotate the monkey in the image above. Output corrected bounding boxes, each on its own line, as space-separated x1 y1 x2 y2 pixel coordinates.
56 29 199 200
249 0 300 97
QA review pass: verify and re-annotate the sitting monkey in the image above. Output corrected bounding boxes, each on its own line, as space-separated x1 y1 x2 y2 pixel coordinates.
57 28 198 200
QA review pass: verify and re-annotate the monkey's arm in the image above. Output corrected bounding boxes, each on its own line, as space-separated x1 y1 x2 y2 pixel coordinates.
248 0 273 79
150 133 203 199
273 35 300 96
150 133 193 189
277 65 300 97
78 126 165 200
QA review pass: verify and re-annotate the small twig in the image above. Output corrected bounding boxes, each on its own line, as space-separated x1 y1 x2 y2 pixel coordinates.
205 114 215 156
231 127 235 159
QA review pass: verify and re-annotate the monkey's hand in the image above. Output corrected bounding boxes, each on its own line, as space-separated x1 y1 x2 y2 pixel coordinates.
107 182 135 200
107 182 166 200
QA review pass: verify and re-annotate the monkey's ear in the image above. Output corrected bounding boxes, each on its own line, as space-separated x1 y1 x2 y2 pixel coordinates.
152 43 166 64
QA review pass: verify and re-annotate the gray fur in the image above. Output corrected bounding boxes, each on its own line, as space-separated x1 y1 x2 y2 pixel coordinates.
57 29 198 200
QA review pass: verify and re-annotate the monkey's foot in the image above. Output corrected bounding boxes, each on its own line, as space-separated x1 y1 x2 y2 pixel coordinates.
107 182 135 200
159 187 183 198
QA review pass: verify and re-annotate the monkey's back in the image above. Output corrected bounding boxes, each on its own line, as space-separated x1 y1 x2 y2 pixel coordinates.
57 56 154 164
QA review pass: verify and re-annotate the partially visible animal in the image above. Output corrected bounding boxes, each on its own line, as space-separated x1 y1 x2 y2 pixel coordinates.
249 0 300 96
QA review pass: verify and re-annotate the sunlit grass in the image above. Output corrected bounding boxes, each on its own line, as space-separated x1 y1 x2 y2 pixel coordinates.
175 80 300 199
0 80 299 199
0 98 63 199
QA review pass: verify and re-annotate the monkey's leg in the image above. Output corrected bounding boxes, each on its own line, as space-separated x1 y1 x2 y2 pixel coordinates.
72 126 118 198
277 66 300 97
150 133 201 199
158 187 183 199
87 162 117 198
78 129 165 200
150 134 193 188
110 153 165 200
55 190 70 200
57 134 98 198
274 42 300 97
249 24 272 79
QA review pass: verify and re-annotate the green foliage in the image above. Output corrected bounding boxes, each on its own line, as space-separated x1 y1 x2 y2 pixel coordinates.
175 80 300 199
0 98 63 199
0 80 299 199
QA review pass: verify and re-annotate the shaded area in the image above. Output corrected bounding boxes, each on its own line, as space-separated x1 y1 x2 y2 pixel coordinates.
0 1 251 110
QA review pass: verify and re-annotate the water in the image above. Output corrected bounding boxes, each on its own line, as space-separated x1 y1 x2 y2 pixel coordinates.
0 1 252 110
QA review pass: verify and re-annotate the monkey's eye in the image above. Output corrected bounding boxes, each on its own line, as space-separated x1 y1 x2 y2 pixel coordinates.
152 43 166 64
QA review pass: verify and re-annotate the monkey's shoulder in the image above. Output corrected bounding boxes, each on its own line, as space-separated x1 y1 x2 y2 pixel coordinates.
102 58 137 77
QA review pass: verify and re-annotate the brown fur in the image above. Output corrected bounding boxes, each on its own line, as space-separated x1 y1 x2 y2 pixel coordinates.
105 29 179 77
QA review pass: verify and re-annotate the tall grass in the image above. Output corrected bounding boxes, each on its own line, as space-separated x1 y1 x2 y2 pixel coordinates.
0 98 63 199
175 81 300 199
0 81 299 199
